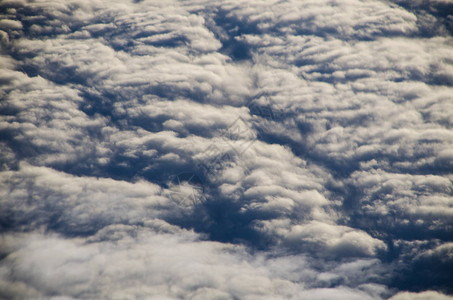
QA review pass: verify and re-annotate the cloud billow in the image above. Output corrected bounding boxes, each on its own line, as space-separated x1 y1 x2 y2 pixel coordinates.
0 0 452 298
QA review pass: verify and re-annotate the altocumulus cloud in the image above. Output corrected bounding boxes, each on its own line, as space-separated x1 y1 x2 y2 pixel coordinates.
0 0 453 299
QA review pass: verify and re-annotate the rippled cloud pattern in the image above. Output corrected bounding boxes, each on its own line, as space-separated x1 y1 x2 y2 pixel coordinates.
1 0 453 299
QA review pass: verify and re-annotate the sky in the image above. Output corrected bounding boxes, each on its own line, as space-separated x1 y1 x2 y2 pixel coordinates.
0 0 453 299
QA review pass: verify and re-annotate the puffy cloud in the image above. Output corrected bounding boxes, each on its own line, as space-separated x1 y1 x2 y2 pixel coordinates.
389 291 453 300
255 219 386 257
1 0 452 298
0 164 166 234
346 169 453 241
0 229 391 299
217 0 418 39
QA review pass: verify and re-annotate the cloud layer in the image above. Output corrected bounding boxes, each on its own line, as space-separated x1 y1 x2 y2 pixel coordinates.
1 0 453 298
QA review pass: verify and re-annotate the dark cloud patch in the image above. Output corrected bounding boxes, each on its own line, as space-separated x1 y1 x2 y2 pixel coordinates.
391 0 453 37
391 242 453 295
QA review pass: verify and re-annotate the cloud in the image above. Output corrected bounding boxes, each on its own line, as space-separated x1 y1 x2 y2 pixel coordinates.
217 0 418 39
255 219 386 257
389 291 453 300
346 169 453 241
0 229 391 299
0 164 166 234
1 0 452 298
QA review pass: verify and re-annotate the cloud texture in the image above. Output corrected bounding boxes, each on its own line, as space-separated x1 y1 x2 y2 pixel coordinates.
1 0 453 298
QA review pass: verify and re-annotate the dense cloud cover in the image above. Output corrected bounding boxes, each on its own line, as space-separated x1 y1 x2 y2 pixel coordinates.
1 0 453 299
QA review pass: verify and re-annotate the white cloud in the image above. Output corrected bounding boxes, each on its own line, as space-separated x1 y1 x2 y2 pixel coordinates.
1 0 452 298
0 164 167 233
389 291 453 300
256 219 386 257
0 230 391 299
